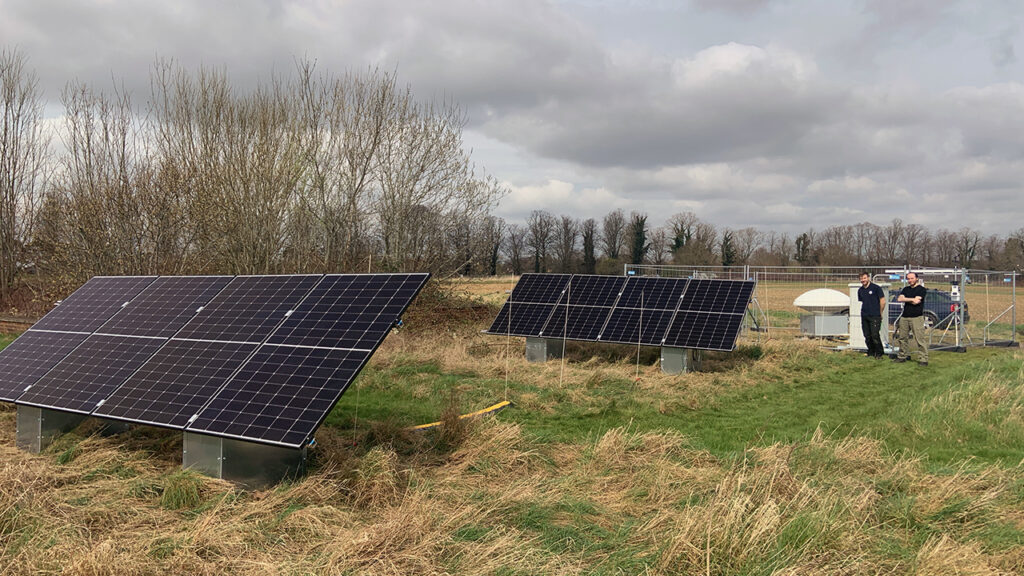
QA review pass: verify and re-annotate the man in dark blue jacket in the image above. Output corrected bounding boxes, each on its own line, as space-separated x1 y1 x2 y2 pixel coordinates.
857 272 886 358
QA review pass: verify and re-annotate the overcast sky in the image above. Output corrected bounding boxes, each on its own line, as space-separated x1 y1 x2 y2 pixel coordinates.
3 0 1023 234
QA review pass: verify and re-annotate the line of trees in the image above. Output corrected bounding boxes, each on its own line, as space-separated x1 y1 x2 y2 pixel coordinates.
497 209 1024 275
0 49 504 304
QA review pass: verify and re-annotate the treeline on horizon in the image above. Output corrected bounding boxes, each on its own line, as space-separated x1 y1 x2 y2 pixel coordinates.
2 48 1022 312
494 209 1024 277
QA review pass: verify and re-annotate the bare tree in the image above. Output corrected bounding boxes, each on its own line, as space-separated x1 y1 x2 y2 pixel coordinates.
553 215 578 273
0 48 48 303
527 210 554 273
600 208 625 260
732 226 763 265
648 227 670 265
504 223 527 275
480 215 505 276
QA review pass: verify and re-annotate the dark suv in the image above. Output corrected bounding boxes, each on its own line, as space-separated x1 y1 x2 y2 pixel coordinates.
888 287 969 329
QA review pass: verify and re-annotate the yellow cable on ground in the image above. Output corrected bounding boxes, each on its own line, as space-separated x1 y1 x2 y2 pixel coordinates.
407 400 513 431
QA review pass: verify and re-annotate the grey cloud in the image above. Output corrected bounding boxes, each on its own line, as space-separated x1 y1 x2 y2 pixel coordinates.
990 27 1017 67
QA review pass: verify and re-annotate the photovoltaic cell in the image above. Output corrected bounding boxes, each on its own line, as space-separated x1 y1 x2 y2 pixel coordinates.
94 339 257 428
0 331 89 402
30 276 156 332
174 275 320 343
188 344 367 447
97 276 232 338
17 335 166 414
267 274 429 350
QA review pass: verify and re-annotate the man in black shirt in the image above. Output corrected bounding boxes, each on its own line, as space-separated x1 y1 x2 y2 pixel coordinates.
857 272 886 358
894 271 928 365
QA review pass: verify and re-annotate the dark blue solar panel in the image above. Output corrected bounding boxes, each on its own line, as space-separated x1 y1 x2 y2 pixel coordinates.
94 339 257 428
266 274 428 349
17 335 166 414
662 311 745 351
188 344 366 448
174 275 320 342
31 276 156 332
507 274 571 303
561 275 626 307
0 331 89 402
98 276 233 338
677 280 755 315
599 308 676 346
487 303 556 337
540 305 614 341
617 277 689 310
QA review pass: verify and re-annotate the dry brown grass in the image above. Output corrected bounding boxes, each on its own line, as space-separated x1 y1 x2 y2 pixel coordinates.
2 404 1024 574
2 301 1024 574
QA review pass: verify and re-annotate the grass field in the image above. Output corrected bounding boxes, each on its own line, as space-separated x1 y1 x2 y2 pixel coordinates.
1 289 1023 574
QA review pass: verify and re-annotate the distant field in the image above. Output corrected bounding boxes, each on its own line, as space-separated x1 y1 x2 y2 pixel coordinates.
1 289 1023 574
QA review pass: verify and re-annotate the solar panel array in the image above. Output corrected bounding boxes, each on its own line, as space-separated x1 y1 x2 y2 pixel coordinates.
486 274 755 352
0 273 429 448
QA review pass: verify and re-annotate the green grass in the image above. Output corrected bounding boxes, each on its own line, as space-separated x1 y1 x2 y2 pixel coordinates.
327 343 1024 470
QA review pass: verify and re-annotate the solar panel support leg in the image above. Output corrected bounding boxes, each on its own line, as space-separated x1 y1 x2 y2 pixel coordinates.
183 432 307 488
15 406 85 453
661 347 700 374
525 337 563 362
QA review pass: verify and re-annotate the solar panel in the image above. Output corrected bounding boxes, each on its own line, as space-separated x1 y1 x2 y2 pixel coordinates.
17 335 166 414
662 311 746 351
507 273 571 303
484 274 572 337
187 344 366 447
485 274 755 352
97 276 232 338
676 279 755 315
7 272 428 448
615 277 689 310
600 277 690 345
174 275 320 343
559 275 626 307
93 339 257 427
187 272 430 448
30 276 156 332
541 305 614 341
488 302 558 338
599 308 677 346
266 274 429 349
0 331 89 402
